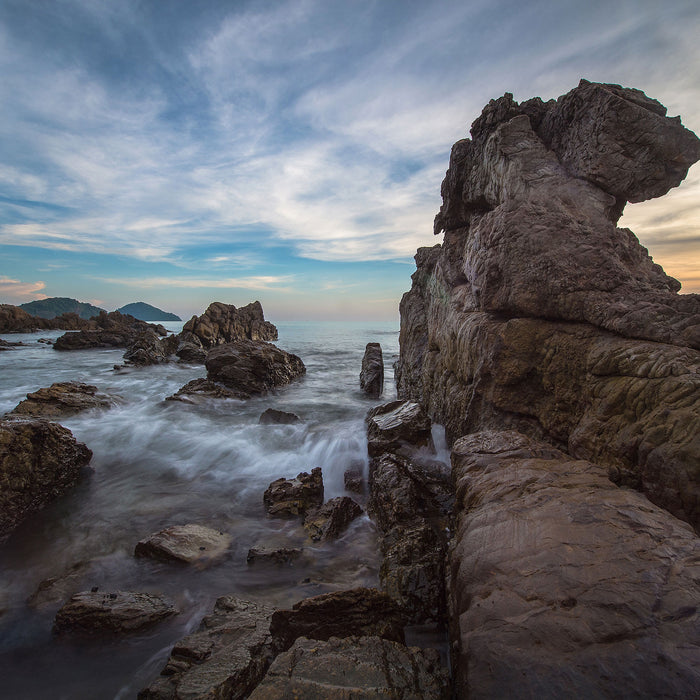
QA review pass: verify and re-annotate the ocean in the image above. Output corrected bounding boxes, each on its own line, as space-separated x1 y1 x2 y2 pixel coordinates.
0 321 442 698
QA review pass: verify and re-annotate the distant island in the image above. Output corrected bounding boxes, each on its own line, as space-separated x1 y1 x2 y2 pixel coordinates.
116 302 181 321
20 297 105 320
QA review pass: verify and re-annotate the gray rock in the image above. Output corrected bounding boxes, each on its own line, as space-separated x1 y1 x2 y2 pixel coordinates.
7 382 112 419
123 329 179 366
135 524 232 567
165 378 246 403
263 468 324 517
365 400 432 458
360 342 384 397
303 497 362 542
246 546 304 565
259 408 302 424
343 467 364 494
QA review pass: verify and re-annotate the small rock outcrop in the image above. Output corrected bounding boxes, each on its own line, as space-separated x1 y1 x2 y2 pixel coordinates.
182 301 278 348
135 524 232 567
365 400 432 457
263 468 324 517
165 378 244 403
54 591 177 635
0 304 94 333
246 545 303 565
360 342 384 397
123 329 179 366
0 418 92 540
7 382 112 419
53 311 166 350
343 467 364 494
396 81 700 529
174 331 207 363
259 408 302 424
303 497 362 542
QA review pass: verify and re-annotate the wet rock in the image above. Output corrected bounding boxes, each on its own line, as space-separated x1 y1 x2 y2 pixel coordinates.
138 596 276 700
174 330 206 363
269 588 405 650
449 430 700 698
7 382 112 419
54 591 177 635
0 418 92 541
397 82 700 529
27 561 91 609
259 408 302 424
246 546 303 565
366 400 433 458
263 468 324 517
135 524 232 567
360 342 384 397
182 300 278 348
0 338 27 350
303 497 362 542
248 636 450 700
205 339 305 398
165 378 246 403
123 329 179 366
343 467 364 494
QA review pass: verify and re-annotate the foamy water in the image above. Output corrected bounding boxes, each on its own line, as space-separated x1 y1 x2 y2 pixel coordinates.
0 321 401 698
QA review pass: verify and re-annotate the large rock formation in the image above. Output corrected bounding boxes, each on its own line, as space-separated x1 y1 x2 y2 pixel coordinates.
0 304 93 333
182 301 278 348
0 418 92 540
396 80 700 529
53 311 166 350
7 382 113 419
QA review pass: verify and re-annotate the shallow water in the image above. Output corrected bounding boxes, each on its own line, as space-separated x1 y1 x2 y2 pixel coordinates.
0 321 418 699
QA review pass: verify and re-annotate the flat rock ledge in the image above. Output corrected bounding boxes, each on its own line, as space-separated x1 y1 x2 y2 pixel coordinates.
135 524 232 567
7 381 113 419
165 378 246 403
54 591 177 635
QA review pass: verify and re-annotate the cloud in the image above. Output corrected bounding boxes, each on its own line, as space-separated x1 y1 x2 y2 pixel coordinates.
93 275 295 291
0 277 47 303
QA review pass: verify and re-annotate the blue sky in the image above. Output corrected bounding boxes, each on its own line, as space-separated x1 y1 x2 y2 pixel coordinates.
1 0 699 321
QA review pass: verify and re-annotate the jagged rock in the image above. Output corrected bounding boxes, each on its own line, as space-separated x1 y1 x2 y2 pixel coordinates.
123 330 179 366
397 81 700 529
360 342 384 397
138 596 276 700
182 301 278 348
259 408 302 424
54 591 177 635
248 636 450 699
53 311 166 350
303 497 362 542
7 382 112 419
205 339 305 398
165 378 245 403
343 467 364 494
174 330 207 363
0 418 92 541
269 588 405 650
0 304 94 333
365 400 432 457
449 430 700 698
263 468 323 517
246 545 303 565
135 524 232 567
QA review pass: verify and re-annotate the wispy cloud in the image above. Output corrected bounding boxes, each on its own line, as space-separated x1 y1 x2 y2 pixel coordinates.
0 277 47 302
93 275 295 291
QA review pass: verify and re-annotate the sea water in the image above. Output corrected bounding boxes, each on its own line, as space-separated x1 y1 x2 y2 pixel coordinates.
0 321 406 698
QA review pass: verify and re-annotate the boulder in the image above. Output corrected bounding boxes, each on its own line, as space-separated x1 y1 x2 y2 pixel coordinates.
165 378 245 403
248 636 450 700
0 418 92 540
135 524 232 567
246 545 304 565
396 81 700 529
54 591 177 635
360 342 384 397
138 596 276 700
269 588 405 650
259 408 302 425
365 400 432 457
174 330 207 363
303 497 362 542
7 382 112 419
123 330 179 366
449 430 700 698
343 467 364 494
205 339 305 398
263 468 323 517
182 301 278 348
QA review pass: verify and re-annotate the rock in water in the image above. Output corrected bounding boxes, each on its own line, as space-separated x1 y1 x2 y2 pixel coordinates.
360 342 383 397
135 524 232 567
54 591 177 635
449 431 700 698
396 81 700 529
182 301 278 348
165 378 245 403
205 339 306 398
365 400 432 457
0 418 92 540
263 468 324 517
123 329 179 366
303 497 362 541
259 408 302 424
8 382 112 419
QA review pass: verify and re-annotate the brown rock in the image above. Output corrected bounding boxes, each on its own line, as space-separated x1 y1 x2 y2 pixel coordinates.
0 305 94 333
343 467 364 494
259 408 302 424
7 382 112 419
165 378 246 403
182 301 278 348
263 468 323 517
135 524 232 567
0 418 92 540
360 342 384 397
123 330 179 366
303 497 362 542
449 430 700 699
174 330 206 363
365 400 432 458
54 591 177 635
246 546 303 565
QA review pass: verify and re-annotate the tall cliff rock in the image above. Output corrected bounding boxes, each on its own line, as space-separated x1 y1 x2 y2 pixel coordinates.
396 80 700 530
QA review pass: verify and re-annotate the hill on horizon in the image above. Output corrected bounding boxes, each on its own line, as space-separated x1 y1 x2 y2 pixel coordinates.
117 302 181 321
20 297 105 320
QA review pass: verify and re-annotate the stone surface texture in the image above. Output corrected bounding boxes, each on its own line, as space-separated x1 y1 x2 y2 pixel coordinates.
263 468 324 517
165 378 245 403
123 330 179 366
0 418 92 540
258 408 302 424
248 635 450 700
365 400 432 458
396 81 700 529
53 311 166 350
360 342 384 397
449 430 700 699
7 382 113 419
54 591 177 634
303 496 362 541
0 304 94 333
182 301 278 348
135 524 232 567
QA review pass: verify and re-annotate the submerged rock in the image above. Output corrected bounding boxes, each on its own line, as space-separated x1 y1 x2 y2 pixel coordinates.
303 496 362 542
7 382 112 419
165 378 245 403
0 418 92 541
263 468 324 517
246 545 304 565
360 342 384 397
135 524 232 567
54 591 177 635
259 408 302 424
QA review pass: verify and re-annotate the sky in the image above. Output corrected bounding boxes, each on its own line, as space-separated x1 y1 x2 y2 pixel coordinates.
1 0 699 322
